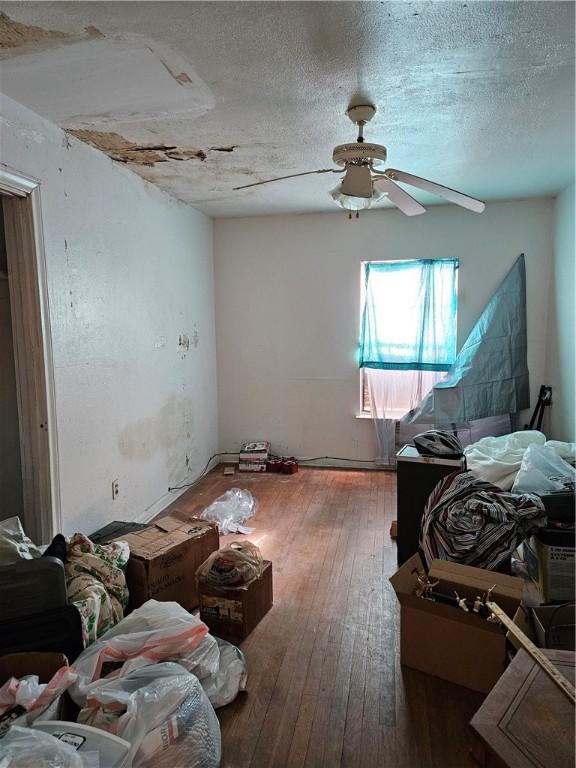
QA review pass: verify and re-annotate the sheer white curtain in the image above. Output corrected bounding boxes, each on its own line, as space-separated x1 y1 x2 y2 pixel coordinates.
366 368 445 464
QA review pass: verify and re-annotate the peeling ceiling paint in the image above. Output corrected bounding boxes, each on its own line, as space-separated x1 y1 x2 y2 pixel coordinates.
0 1 573 218
0 10 101 50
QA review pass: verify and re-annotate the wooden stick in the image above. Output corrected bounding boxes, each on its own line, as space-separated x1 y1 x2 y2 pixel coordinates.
486 601 575 704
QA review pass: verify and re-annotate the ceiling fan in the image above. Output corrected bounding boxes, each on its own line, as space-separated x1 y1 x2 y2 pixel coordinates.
233 104 485 218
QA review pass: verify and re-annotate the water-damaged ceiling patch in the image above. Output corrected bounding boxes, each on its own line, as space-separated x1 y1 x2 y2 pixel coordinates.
0 10 102 51
0 33 215 128
67 129 237 167
67 129 210 166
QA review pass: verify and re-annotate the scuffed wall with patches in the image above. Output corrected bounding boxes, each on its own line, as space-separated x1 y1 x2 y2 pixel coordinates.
1 93 218 536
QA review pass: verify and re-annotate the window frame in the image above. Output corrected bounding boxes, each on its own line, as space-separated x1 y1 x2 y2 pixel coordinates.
359 258 458 415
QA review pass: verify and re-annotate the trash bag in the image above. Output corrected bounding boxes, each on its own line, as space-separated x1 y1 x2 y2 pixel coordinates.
199 488 257 534
0 667 78 730
78 662 221 768
201 638 247 709
0 725 86 767
196 540 263 587
0 516 42 566
512 444 576 494
69 600 209 706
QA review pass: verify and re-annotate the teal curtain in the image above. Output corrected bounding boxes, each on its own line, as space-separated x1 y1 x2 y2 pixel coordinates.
359 259 458 371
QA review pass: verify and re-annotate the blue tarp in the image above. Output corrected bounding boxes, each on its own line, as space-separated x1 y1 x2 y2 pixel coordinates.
402 254 530 425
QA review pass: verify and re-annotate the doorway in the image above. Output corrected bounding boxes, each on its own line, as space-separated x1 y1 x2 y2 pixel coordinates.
0 166 60 543
0 199 24 518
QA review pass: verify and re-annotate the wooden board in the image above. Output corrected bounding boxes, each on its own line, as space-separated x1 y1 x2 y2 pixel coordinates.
470 649 575 768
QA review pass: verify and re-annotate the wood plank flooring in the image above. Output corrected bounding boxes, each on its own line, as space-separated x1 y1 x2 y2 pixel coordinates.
164 467 484 768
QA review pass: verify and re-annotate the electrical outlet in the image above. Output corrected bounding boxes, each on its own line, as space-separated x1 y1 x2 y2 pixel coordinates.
112 479 120 500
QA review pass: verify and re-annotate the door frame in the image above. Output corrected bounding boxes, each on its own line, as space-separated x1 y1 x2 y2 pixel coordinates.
0 165 61 542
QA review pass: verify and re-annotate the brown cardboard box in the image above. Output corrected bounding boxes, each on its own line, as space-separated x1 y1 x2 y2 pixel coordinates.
198 560 273 641
522 529 575 603
0 652 68 684
512 604 575 651
390 554 524 693
117 515 219 612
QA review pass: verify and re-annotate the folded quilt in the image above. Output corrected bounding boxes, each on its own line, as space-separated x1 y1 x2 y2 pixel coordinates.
66 534 129 647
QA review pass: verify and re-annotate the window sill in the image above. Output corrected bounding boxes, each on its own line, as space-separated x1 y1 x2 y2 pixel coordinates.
355 413 373 419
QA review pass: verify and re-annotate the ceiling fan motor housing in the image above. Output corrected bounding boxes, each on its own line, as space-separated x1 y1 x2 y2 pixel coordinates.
332 142 387 168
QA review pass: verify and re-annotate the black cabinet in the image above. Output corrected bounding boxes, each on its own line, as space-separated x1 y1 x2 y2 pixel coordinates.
396 445 465 565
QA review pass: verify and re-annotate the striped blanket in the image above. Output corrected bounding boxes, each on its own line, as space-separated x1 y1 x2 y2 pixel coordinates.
420 470 546 570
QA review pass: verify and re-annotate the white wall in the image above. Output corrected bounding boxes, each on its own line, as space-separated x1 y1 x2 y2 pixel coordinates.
215 200 554 462
1 94 218 536
546 182 575 441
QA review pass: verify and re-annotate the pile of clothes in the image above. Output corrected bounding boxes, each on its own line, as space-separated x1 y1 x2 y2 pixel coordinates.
420 470 546 569
419 430 575 570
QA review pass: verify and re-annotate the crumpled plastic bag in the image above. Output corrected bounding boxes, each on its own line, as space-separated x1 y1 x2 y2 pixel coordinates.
196 540 263 587
201 638 248 709
0 667 78 730
0 725 85 767
69 600 247 710
544 440 576 462
199 488 257 534
512 443 576 494
78 662 221 768
69 600 209 706
0 516 42 566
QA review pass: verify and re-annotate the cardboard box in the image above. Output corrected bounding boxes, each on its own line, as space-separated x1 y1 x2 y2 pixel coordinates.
198 560 273 641
522 528 575 603
512 604 575 651
390 554 524 693
0 652 68 685
116 515 219 612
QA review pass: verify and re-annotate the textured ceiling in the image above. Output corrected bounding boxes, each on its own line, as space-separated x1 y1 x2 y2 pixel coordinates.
0 1 574 218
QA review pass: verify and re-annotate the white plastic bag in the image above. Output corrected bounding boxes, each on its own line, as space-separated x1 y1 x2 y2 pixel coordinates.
78 662 221 768
0 667 78 729
201 638 247 709
69 600 208 706
512 443 576 494
200 488 257 534
0 725 85 767
0 516 42 566
544 440 576 462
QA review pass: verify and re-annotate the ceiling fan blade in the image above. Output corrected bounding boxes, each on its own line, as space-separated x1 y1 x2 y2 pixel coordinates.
384 168 486 213
373 176 426 216
233 169 341 191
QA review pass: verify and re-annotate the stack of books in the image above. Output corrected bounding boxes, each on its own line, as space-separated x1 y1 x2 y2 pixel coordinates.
239 441 270 472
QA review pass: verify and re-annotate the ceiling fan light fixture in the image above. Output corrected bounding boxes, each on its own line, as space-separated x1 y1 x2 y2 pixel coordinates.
340 165 373 198
330 184 384 212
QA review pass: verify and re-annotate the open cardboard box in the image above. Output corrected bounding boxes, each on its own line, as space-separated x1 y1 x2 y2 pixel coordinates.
115 514 219 612
390 554 524 694
512 604 575 652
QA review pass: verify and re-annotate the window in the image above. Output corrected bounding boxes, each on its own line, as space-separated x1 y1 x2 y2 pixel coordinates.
360 259 458 414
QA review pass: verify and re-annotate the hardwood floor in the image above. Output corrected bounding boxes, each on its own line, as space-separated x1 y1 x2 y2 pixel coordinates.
164 466 484 768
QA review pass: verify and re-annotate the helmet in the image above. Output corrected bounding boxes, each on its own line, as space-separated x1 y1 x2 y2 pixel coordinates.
413 430 463 458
